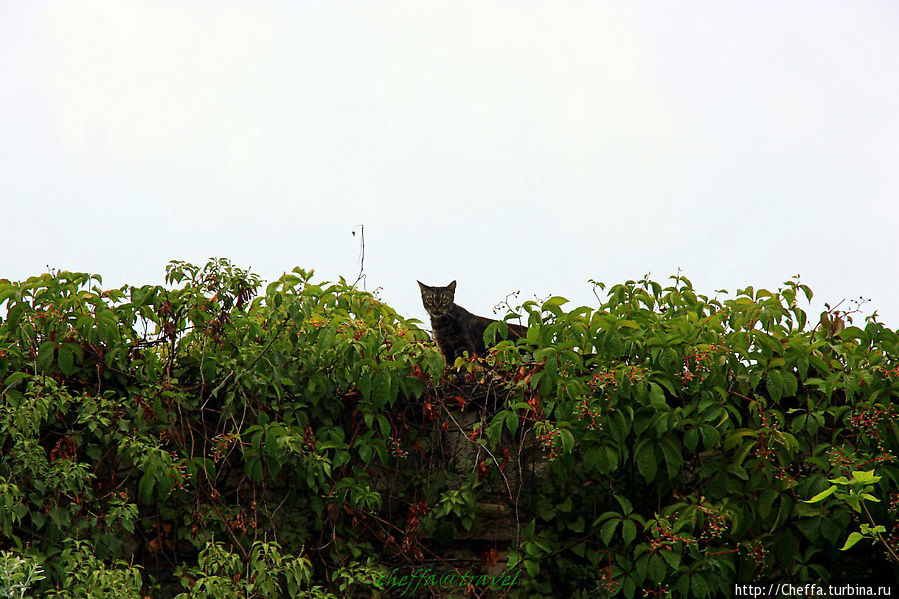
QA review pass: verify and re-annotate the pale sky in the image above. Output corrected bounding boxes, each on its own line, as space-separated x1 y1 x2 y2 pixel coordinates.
2 1 898 327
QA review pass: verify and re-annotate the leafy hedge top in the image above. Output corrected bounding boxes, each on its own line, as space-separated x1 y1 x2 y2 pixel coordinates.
0 260 897 598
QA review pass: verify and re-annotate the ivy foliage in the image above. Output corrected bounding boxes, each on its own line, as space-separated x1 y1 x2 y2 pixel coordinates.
0 261 897 597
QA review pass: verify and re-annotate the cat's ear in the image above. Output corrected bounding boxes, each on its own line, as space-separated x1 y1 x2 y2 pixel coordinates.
417 280 427 291
448 281 457 292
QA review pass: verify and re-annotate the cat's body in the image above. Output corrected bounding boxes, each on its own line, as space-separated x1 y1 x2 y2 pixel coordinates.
418 281 527 362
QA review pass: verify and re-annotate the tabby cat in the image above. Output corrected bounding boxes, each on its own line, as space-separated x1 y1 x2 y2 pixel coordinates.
418 280 527 362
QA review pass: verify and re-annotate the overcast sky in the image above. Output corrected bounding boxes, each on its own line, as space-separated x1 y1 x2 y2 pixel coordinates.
2 1 898 328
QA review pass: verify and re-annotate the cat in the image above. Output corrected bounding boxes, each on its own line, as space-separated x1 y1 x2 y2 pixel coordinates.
418 280 527 362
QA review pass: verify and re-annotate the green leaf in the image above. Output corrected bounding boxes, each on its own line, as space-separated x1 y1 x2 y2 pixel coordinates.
542 296 569 316
245 455 264 481
623 577 637 599
3 372 30 386
377 414 390 439
803 485 837 503
808 354 830 376
633 411 653 436
659 439 683 479
138 473 155 504
660 547 681 569
600 519 619 545
559 428 575 454
635 440 657 483
57 344 75 376
649 383 666 407
614 494 633 516
684 427 699 451
724 428 757 450
583 446 602 472
483 321 504 346
621 519 637 545
606 410 628 443
603 446 620 473
727 464 749 480
861 524 886 535
851 470 881 485
37 341 56 372
486 413 505 444
700 424 720 450
766 370 784 403
568 516 585 533
692 575 709 598
759 489 779 520
589 445 616 474
593 511 621 526
504 410 519 436
796 356 809 379
0 282 18 304
840 532 864 551
781 371 798 398
648 553 666 583
733 439 756 468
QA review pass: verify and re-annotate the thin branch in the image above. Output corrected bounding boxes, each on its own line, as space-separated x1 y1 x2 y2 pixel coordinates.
861 501 899 563
352 224 366 290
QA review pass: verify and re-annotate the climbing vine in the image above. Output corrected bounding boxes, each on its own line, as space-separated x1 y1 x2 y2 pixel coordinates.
0 261 896 597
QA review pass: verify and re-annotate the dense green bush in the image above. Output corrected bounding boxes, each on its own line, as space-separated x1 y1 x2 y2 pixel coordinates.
0 260 896 597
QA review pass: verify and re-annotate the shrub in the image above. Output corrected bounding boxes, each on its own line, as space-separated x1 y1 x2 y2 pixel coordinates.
0 262 896 597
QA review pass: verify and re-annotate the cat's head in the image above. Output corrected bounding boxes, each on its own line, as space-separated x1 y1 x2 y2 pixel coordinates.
417 280 456 317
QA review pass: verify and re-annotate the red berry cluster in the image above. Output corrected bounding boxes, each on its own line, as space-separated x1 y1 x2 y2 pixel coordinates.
751 401 777 460
826 444 895 474
336 319 366 340
210 432 245 460
746 540 768 572
574 397 600 430
826 445 855 471
590 370 617 388
598 552 620 594
698 506 727 541
624 365 649 383
26 305 65 323
389 433 408 459
773 468 794 483
679 345 726 386
850 405 899 448
536 424 561 461
648 516 697 551
167 452 188 490
588 363 648 387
